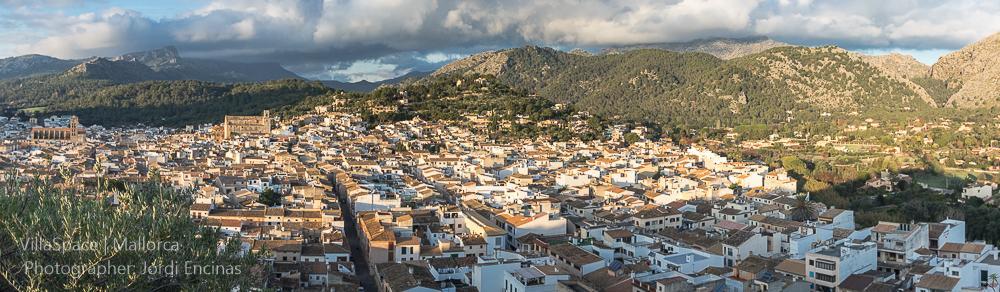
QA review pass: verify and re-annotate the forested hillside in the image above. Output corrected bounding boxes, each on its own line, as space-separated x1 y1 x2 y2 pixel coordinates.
318 73 607 141
48 79 331 127
434 45 938 127
1 74 331 127
603 36 791 59
7 34 1000 130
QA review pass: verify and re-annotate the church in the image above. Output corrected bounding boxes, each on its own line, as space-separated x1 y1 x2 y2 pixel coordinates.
30 116 85 142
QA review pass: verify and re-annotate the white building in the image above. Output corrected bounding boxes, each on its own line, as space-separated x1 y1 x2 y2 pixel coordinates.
721 230 768 267
962 184 995 201
503 266 571 292
496 212 567 250
471 251 549 292
805 241 877 292
650 244 724 274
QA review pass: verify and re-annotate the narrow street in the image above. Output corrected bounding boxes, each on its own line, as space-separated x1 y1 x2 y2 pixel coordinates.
331 175 378 292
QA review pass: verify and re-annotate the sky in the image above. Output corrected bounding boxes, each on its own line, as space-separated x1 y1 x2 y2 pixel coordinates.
2 0 1000 82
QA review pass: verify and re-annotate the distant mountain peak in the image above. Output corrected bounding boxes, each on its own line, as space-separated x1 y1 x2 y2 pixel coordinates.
603 36 792 59
930 31 1000 108
65 57 158 83
112 46 182 69
859 52 929 79
432 49 513 77
322 70 430 92
0 54 80 79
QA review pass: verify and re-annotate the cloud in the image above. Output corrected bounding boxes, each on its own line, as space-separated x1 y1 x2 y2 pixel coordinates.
417 52 468 64
0 0 89 9
16 8 163 58
751 0 1000 49
317 59 412 82
5 0 1000 81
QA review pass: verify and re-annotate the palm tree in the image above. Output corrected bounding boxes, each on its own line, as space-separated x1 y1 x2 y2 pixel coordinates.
989 273 999 292
789 195 817 222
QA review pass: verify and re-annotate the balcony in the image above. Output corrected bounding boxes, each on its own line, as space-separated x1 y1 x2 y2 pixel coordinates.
877 240 906 252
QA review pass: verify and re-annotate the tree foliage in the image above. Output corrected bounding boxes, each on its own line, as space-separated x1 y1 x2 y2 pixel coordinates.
257 188 281 206
2 76 331 127
0 178 263 290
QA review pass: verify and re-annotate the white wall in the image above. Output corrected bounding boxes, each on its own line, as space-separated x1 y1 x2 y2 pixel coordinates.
472 261 521 292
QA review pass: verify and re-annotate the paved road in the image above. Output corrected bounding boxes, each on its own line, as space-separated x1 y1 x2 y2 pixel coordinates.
332 175 378 292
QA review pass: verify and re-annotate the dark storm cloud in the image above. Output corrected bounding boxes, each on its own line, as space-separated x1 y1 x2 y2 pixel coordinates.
6 0 1000 80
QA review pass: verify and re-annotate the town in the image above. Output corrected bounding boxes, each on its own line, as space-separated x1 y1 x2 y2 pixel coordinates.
2 99 999 292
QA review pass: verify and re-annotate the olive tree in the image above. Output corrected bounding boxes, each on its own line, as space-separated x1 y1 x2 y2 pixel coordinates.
0 176 264 291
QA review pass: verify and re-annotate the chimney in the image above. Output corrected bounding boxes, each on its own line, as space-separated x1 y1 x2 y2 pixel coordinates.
686 254 694 263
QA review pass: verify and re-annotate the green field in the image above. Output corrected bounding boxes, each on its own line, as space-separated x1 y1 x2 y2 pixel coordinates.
18 106 47 113
913 171 970 189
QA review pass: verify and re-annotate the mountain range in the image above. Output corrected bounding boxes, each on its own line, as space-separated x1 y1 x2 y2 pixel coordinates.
0 54 80 80
0 46 413 91
0 46 301 83
429 33 1000 126
602 36 792 59
3 33 1000 127
321 70 430 92
930 33 1000 108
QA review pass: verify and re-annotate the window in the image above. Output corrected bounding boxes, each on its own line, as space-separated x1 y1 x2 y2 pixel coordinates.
814 260 836 271
815 273 836 282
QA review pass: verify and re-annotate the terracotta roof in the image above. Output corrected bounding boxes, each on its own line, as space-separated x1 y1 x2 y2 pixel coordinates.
734 255 770 274
940 242 987 254
548 243 602 266
605 229 634 239
961 243 987 254
722 230 756 246
190 203 212 212
818 208 845 220
838 275 875 291
324 243 349 254
665 201 687 209
775 259 805 276
872 223 898 233
633 206 680 219
715 220 747 231
915 274 959 291
376 261 436 291
534 265 571 276
927 223 947 238
939 242 964 253
301 244 325 256
719 208 743 215
498 212 546 227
